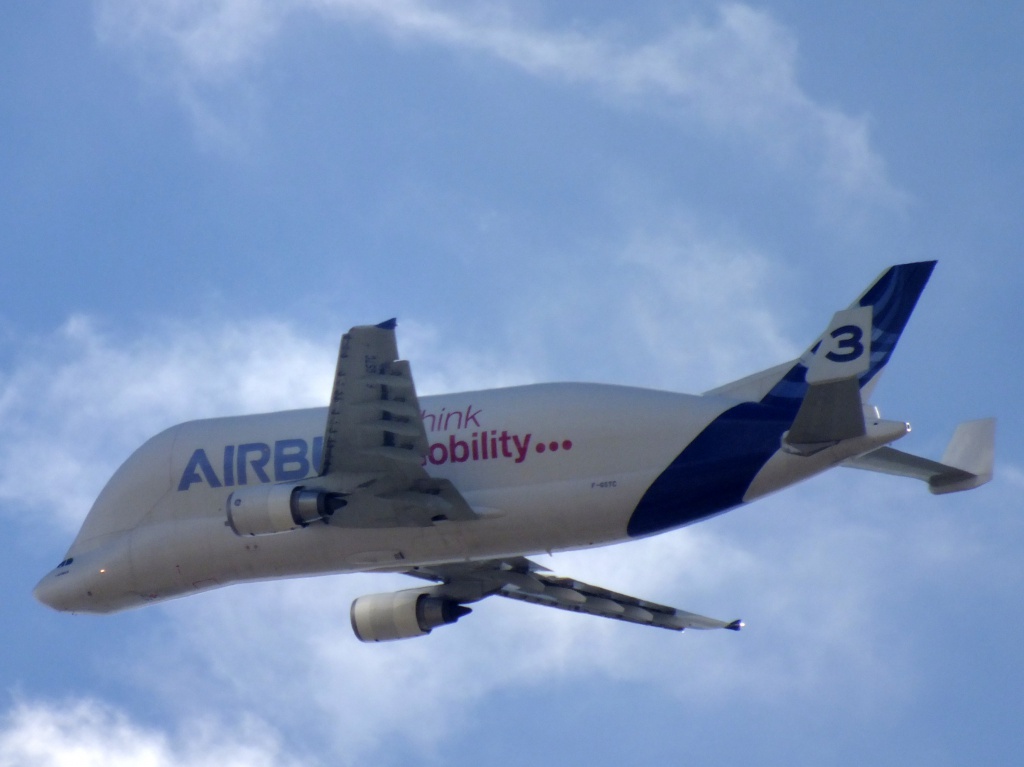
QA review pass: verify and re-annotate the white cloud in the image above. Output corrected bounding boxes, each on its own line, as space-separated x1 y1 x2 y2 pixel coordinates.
0 316 332 531
618 215 799 389
498 210 800 392
93 0 284 151
93 0 902 202
399 319 541 394
0 698 304 767
334 1 899 200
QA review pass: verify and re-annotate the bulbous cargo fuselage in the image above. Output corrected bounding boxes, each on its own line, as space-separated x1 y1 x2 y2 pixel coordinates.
35 382 791 613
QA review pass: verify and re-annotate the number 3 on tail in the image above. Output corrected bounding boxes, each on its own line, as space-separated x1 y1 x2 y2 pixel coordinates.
825 325 865 362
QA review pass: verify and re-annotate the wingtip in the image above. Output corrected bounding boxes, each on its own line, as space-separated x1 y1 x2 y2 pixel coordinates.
726 619 744 631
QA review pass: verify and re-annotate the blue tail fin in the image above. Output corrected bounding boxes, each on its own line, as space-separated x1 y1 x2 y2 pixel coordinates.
758 261 936 410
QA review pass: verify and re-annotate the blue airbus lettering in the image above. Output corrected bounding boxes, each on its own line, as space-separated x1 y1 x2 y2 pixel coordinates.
178 437 324 491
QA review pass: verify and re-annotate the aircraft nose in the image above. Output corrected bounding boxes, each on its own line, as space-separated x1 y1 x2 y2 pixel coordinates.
33 571 81 612
33 538 137 613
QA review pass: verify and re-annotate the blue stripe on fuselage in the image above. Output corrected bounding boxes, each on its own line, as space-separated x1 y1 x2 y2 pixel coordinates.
626 401 797 538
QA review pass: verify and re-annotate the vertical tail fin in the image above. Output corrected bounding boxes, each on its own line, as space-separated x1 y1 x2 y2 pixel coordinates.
756 261 936 410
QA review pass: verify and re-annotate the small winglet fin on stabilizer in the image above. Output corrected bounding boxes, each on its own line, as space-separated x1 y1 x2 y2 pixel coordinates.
843 418 995 494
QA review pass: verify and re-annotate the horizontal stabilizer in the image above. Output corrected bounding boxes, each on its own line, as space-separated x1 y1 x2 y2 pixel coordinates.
844 418 995 494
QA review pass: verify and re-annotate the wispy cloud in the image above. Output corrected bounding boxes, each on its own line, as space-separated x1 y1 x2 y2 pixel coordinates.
499 209 800 392
618 215 798 390
0 316 331 530
93 0 285 151
334 1 900 201
93 0 903 203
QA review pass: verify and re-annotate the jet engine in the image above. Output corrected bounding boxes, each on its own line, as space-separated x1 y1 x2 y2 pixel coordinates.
350 589 472 642
226 483 346 536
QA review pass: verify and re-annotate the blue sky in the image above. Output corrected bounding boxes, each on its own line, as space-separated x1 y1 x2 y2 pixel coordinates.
1 2 1021 764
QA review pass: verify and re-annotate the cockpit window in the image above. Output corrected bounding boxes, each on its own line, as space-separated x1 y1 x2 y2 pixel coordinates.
55 558 74 569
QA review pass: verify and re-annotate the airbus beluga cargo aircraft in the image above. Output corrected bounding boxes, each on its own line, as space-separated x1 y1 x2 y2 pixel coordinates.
35 261 994 642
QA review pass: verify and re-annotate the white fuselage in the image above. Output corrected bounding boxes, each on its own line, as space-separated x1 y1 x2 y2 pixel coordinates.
34 382 908 614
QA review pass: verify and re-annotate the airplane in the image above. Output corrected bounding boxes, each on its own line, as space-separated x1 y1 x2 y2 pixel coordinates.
34 261 994 642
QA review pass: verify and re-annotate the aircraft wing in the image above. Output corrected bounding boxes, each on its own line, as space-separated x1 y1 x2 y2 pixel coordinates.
316 320 478 526
320 318 428 478
408 558 743 632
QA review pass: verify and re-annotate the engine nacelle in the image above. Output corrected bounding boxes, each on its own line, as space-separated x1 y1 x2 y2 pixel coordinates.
226 483 345 536
350 589 472 642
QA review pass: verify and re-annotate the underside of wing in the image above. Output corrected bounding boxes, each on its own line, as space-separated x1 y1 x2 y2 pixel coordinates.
407 558 743 633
